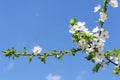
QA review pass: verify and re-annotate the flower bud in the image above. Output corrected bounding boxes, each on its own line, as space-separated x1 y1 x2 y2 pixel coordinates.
70 18 76 26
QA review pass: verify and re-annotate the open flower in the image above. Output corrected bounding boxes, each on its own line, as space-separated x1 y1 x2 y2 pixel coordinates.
109 0 119 8
99 12 108 22
78 39 88 50
94 5 101 12
94 52 105 63
69 25 78 34
69 21 88 34
86 47 94 53
33 46 42 55
96 42 104 52
101 64 107 70
92 26 99 33
76 22 86 31
100 29 109 40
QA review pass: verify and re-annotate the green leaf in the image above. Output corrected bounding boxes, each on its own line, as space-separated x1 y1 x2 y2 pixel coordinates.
3 51 10 56
2 48 16 58
14 52 19 58
39 56 46 63
102 7 107 13
92 63 101 73
61 49 66 54
113 66 120 75
27 56 33 62
72 31 83 43
103 0 108 4
85 52 96 61
105 50 112 58
113 49 120 57
21 47 28 55
44 52 49 56
67 51 75 56
68 51 73 55
52 49 57 55
71 48 77 52
24 47 28 54
56 54 62 60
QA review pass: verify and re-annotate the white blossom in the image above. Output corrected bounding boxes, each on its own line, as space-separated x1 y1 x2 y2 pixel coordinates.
109 0 119 8
92 26 99 33
100 29 109 40
94 52 105 63
69 25 78 34
93 33 99 41
96 42 104 52
101 64 106 70
77 21 89 33
99 12 107 22
86 47 94 53
93 28 109 42
76 22 86 31
78 39 88 50
69 21 89 34
83 28 90 33
115 56 120 64
94 35 106 43
33 46 42 55
94 5 101 12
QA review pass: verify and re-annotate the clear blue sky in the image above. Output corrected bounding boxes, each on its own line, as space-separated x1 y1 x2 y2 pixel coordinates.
0 0 120 80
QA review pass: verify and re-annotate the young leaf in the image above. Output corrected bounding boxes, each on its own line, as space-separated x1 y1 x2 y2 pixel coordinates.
52 49 57 55
113 49 120 57
56 54 62 60
92 63 101 73
85 52 96 61
27 56 33 62
113 66 120 75
105 50 112 58
39 56 46 64
61 49 66 54
68 51 75 56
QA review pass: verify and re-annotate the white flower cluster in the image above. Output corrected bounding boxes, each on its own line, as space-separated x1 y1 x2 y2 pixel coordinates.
94 0 118 22
30 0 119 69
88 27 109 63
94 0 118 12
69 23 109 63
69 22 89 34
69 0 119 63
90 0 118 63
94 5 108 22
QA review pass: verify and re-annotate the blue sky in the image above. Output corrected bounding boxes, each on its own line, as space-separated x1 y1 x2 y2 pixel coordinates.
0 0 120 80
